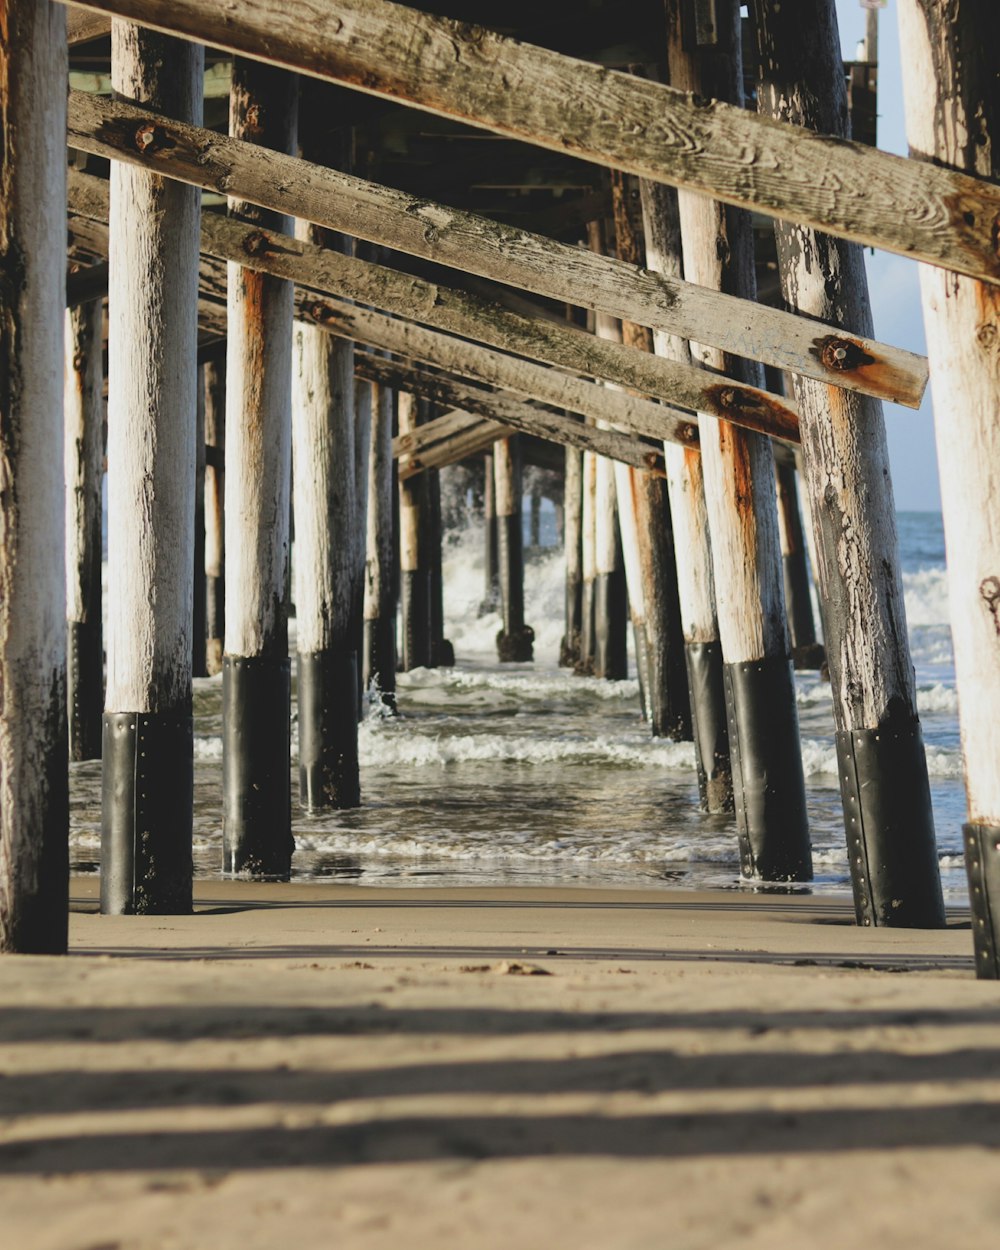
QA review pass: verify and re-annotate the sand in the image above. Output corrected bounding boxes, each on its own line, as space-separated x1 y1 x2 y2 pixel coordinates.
2 878 999 1249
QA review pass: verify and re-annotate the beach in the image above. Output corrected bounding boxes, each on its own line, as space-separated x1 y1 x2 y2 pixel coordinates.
2 878 998 1249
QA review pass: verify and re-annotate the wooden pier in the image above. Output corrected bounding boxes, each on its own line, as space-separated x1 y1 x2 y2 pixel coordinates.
1 0 998 975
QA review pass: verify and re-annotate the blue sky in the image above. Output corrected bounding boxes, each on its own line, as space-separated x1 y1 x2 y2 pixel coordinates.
831 0 940 511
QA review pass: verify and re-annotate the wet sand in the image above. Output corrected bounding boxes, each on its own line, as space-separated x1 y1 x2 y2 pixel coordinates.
2 878 998 1249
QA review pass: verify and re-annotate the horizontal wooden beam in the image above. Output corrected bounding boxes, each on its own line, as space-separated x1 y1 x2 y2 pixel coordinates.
66 90 925 408
71 170 789 442
355 354 666 474
393 409 508 476
64 0 1000 287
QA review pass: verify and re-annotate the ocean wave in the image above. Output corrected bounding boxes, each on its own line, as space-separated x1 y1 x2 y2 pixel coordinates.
357 723 696 770
916 683 959 714
903 565 950 627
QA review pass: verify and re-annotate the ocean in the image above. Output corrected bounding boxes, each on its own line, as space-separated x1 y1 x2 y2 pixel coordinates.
70 509 969 900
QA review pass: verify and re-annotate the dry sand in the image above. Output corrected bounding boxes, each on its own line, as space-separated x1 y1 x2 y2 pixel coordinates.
2 878 999 1249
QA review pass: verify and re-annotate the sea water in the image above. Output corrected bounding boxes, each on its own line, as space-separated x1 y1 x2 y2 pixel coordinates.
69 510 969 899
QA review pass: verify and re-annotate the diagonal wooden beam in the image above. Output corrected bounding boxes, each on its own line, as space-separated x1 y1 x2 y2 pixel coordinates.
67 90 927 408
64 0 1000 287
71 169 784 442
393 410 508 477
355 355 666 474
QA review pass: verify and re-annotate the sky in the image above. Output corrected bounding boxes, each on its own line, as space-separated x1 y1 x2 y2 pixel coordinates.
831 0 941 511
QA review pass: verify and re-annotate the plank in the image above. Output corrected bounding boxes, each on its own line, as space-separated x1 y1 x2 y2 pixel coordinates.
356 354 665 473
63 0 1000 286
66 89 926 407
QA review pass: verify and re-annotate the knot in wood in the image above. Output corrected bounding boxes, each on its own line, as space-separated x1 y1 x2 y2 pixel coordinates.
242 230 273 258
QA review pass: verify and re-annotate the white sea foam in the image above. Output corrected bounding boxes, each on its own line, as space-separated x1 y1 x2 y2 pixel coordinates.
916 683 959 714
903 565 950 627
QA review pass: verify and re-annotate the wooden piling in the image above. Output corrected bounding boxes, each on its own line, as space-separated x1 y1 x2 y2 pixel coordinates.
667 1 810 881
639 180 732 812
898 0 999 962
291 80 360 811
203 360 226 676
753 0 943 923
560 446 584 668
64 300 104 762
593 451 628 681
772 445 823 671
494 437 534 663
223 59 297 873
578 452 598 675
426 458 454 667
480 451 500 617
398 392 432 671
0 0 69 952
192 365 207 679
101 23 202 914
363 380 396 707
611 174 692 739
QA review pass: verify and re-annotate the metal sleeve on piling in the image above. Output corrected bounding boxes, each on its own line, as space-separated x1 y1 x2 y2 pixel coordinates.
965 823 1000 979
594 569 628 680
68 619 103 762
222 655 292 879
685 641 733 814
836 719 946 927
724 656 812 882
496 511 534 662
297 649 361 810
101 710 194 915
363 616 397 710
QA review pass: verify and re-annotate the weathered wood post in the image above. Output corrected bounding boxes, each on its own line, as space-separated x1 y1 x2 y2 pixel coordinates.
363 381 396 706
578 450 598 675
898 0 998 960
480 449 500 616
102 23 202 914
639 180 733 810
398 391 432 670
494 436 534 662
354 374 373 704
426 459 454 666
192 365 207 678
772 444 823 670
560 445 584 667
0 0 69 952
204 360 226 675
753 0 944 923
223 60 296 872
593 451 628 680
291 80 360 810
667 1 810 880
611 173 691 739
64 301 104 761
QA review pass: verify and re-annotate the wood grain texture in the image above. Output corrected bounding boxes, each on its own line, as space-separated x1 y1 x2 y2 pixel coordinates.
668 1 787 666
64 0 1000 285
105 23 202 711
0 0 69 953
898 0 1000 822
753 0 921 729
223 60 296 659
640 178 719 647
63 301 103 628
358 355 664 473
363 380 394 622
65 88 928 406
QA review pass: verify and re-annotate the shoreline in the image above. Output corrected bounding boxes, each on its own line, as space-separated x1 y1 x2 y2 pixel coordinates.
2 879 994 1248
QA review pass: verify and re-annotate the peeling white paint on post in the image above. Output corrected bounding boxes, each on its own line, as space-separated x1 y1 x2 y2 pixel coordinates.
101 22 202 915
398 391 431 671
667 0 809 881
898 0 1000 966
640 177 731 811
494 437 534 662
0 0 69 953
64 300 104 762
753 0 943 927
223 59 297 873
579 451 598 675
203 360 225 675
560 446 584 669
294 81 365 806
363 381 396 705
